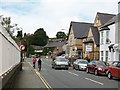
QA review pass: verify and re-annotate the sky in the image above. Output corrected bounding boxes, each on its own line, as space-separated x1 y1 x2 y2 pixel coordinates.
0 0 119 38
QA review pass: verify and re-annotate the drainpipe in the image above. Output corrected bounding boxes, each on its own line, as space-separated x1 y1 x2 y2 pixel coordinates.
118 2 120 60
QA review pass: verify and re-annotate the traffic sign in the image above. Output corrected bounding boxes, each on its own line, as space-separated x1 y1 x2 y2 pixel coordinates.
20 44 25 50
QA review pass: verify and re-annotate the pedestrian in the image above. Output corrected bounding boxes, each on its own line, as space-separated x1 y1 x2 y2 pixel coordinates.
32 56 37 69
38 56 42 71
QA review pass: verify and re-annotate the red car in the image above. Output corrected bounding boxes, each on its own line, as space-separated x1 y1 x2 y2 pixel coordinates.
107 61 120 79
86 60 108 75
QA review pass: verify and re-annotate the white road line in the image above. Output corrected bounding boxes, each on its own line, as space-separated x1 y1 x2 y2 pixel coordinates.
68 71 79 76
85 78 104 85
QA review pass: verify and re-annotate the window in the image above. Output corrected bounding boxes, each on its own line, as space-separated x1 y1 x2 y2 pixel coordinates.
105 51 108 62
106 31 109 39
101 51 104 61
101 32 104 44
106 31 109 44
112 62 118 66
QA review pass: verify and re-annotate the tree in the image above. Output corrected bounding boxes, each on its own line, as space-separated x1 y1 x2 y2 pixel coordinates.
56 31 66 39
17 30 23 40
1 16 14 37
32 28 49 46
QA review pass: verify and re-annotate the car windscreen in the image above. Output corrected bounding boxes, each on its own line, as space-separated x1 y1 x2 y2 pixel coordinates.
56 58 67 62
97 61 106 66
79 61 88 64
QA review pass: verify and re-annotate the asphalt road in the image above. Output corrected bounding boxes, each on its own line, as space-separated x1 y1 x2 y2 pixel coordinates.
27 58 120 89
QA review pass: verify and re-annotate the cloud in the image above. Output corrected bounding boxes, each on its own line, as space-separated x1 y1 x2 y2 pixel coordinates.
0 0 119 37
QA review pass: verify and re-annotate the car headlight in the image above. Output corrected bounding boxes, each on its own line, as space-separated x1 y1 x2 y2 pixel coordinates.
98 67 102 70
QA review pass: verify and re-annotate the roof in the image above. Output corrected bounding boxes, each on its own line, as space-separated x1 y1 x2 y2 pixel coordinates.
100 26 110 31
90 26 100 46
101 15 117 28
45 40 66 47
68 21 92 39
31 45 43 50
97 12 116 25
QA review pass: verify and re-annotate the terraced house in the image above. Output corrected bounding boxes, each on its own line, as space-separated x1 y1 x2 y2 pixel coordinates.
99 2 120 62
66 21 92 59
83 12 115 61
65 12 116 61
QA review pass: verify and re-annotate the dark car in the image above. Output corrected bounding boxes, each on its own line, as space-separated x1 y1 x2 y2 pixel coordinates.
107 61 120 79
51 56 69 70
86 60 108 75
73 59 88 71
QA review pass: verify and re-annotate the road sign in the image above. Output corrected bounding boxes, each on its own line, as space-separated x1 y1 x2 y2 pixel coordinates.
20 44 25 50
86 45 92 52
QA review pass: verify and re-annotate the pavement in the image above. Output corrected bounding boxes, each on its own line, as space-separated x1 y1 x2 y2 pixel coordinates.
12 60 47 89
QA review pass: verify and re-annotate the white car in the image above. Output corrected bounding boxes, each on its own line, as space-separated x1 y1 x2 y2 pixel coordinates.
52 56 69 70
73 59 88 71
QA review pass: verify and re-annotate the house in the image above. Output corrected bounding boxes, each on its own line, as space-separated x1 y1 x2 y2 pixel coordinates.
99 2 120 62
99 14 119 62
45 40 66 58
83 12 115 61
66 21 92 59
83 26 99 60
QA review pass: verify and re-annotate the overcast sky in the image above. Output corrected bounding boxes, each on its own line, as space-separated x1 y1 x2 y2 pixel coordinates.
0 0 119 38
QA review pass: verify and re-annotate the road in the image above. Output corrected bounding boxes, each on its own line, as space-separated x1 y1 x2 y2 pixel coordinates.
27 58 120 89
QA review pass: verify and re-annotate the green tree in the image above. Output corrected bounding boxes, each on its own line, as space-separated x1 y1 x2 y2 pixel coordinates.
1 16 14 37
56 31 66 39
32 28 49 46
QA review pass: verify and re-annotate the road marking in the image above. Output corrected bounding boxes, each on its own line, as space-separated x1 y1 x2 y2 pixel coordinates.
68 71 79 76
85 78 104 85
27 61 53 90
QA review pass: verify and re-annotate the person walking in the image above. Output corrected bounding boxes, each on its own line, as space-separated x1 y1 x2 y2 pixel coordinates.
38 56 42 71
32 56 37 69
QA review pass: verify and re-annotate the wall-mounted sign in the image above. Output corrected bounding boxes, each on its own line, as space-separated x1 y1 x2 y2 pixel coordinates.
86 45 92 52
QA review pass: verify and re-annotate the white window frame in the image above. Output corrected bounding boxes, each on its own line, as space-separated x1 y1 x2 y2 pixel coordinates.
106 31 109 44
101 32 104 44
105 51 108 62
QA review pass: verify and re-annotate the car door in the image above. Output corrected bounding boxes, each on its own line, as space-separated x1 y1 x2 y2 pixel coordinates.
111 62 118 77
114 62 120 78
88 61 95 72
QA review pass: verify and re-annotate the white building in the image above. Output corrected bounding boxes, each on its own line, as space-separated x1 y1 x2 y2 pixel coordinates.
100 13 119 62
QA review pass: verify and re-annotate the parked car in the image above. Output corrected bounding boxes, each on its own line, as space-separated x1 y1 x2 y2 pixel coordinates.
73 59 88 71
51 56 69 70
86 60 108 75
107 61 120 79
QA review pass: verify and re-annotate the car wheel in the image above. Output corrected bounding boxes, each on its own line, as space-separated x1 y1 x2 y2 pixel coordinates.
108 72 112 79
66 67 69 70
73 65 75 69
86 68 89 73
95 70 98 76
78 66 81 71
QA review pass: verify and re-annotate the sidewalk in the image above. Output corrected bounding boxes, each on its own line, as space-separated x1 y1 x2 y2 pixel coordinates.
12 61 46 88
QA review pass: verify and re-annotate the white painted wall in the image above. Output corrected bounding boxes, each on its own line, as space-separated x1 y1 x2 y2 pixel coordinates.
0 24 20 76
0 33 2 75
100 30 109 61
109 24 115 44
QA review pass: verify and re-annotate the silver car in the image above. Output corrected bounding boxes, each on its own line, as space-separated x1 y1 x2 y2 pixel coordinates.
52 56 69 70
73 59 88 71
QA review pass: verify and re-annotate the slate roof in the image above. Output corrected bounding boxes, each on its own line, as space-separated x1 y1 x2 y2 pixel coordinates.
90 26 100 46
101 15 117 27
68 21 92 39
44 41 66 47
31 45 43 50
97 12 116 25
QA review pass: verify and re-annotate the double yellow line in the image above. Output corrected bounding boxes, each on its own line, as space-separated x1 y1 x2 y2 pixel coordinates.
27 61 53 90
